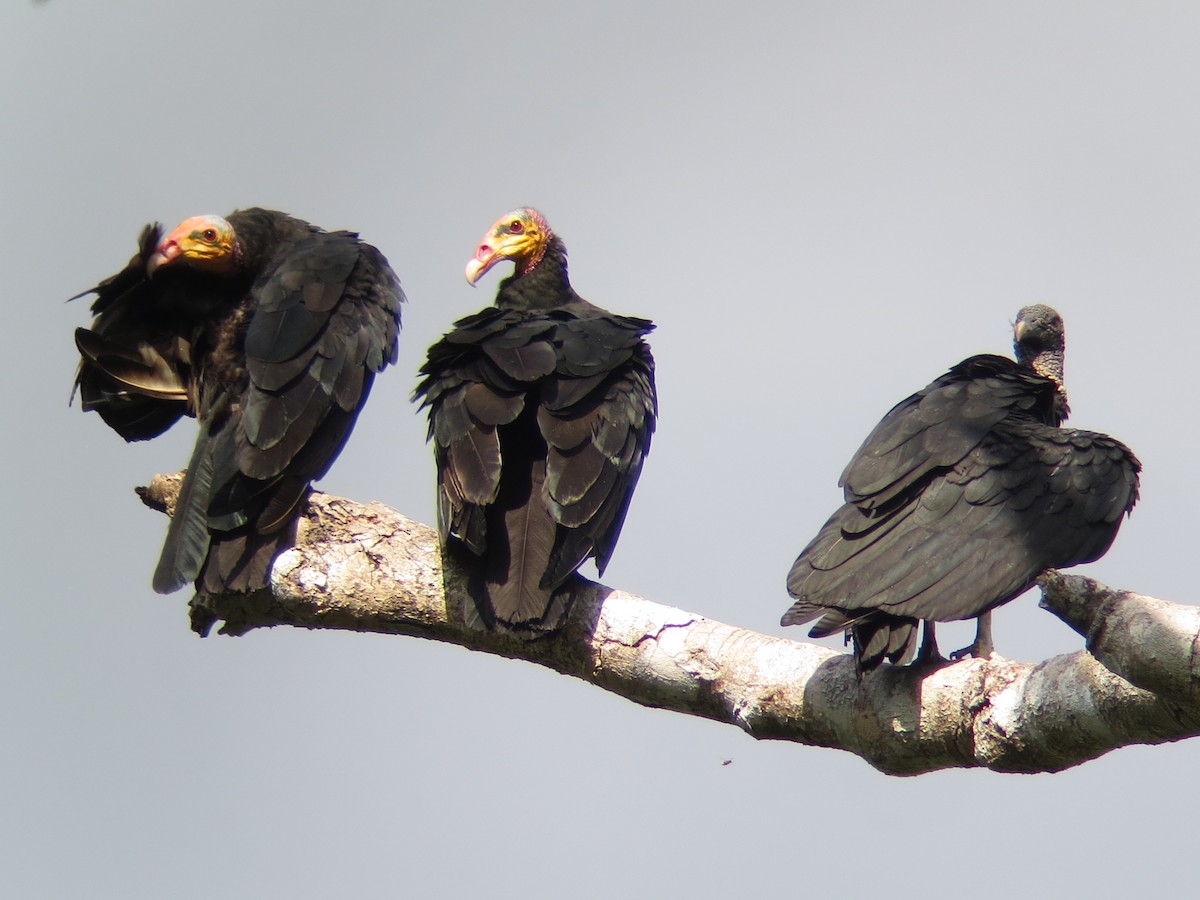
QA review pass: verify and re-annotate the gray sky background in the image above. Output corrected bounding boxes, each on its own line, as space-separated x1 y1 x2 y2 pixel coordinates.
3 2 1196 897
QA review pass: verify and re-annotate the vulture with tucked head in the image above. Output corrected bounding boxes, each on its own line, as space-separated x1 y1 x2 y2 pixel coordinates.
782 305 1140 672
415 208 656 637
73 208 403 625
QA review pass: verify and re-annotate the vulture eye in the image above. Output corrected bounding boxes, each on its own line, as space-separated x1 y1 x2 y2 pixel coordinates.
509 221 524 234
202 229 218 242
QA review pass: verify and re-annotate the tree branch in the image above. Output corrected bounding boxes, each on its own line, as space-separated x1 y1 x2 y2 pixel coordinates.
139 475 1200 776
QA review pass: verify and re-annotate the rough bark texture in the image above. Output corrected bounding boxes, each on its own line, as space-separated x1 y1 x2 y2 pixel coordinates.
139 475 1200 776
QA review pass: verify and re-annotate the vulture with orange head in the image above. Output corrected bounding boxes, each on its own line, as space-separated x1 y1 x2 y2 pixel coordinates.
415 208 656 637
782 305 1140 673
73 208 403 625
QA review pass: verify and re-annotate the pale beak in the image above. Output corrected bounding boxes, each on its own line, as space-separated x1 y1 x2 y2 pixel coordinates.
147 239 182 274
465 242 499 286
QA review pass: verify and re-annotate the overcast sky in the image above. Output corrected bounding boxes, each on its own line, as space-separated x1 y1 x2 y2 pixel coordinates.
3 2 1197 898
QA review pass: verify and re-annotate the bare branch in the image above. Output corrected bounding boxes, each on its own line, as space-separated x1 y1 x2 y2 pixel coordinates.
1039 571 1200 704
140 476 1200 775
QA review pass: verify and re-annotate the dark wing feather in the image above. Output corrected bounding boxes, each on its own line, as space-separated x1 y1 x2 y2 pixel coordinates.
447 426 503 506
156 232 402 596
237 232 402 482
74 327 190 401
841 355 1053 510
415 307 656 634
416 313 558 626
71 222 192 441
424 367 522 551
785 420 1140 627
541 329 656 585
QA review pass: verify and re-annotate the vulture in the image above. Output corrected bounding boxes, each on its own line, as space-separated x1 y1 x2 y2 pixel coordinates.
73 208 403 621
415 208 656 637
781 305 1140 672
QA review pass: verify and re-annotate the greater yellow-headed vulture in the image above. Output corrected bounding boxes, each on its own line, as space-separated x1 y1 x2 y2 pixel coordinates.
415 208 656 637
74 208 403 628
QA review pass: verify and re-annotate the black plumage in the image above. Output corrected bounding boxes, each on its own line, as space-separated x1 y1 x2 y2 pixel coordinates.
781 305 1139 672
73 208 403 614
72 223 191 441
415 208 656 637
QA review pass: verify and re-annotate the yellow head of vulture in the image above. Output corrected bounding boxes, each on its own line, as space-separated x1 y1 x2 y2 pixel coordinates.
465 207 552 286
147 214 238 276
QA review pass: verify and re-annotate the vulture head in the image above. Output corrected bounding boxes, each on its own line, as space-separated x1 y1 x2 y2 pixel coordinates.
148 215 239 276
465 207 553 285
1014 303 1066 388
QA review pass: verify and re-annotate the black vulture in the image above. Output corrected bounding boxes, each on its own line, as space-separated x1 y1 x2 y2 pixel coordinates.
73 208 403 621
415 208 656 637
781 305 1140 672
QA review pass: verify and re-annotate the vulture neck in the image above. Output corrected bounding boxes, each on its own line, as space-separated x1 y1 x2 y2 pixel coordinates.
226 208 311 273
1023 346 1069 424
1025 347 1064 391
495 236 580 312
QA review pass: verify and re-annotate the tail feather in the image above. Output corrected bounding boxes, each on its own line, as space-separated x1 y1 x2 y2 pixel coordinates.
473 458 570 634
850 617 919 672
153 431 216 594
468 571 576 640
201 525 296 595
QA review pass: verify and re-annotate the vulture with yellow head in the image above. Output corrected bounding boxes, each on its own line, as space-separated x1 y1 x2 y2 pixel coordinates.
781 305 1140 673
73 208 403 625
415 208 656 637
